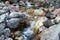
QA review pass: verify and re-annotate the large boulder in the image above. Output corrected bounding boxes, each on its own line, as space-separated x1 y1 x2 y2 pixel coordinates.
41 23 60 40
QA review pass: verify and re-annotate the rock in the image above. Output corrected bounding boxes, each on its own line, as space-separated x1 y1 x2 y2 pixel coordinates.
0 3 5 7
43 19 53 28
0 10 6 15
9 12 27 18
3 6 9 11
52 9 60 16
34 9 45 16
12 4 19 11
23 30 34 39
0 23 5 35
15 36 23 40
39 26 46 32
0 7 3 10
0 14 6 23
45 12 56 19
26 9 34 15
5 38 13 40
0 35 5 40
9 12 21 18
25 1 33 9
5 1 10 6
3 28 11 37
14 31 21 36
49 7 54 12
55 16 60 24
7 18 20 28
19 1 25 6
41 23 60 40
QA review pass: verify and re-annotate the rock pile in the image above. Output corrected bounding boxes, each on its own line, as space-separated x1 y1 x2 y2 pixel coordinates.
0 0 60 40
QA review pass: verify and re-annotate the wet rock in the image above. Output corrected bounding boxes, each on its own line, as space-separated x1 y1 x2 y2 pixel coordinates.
7 18 20 28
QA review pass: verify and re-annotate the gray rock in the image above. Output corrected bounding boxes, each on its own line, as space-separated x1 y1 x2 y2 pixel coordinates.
23 29 34 39
0 35 5 40
55 16 60 23
0 3 5 7
3 6 9 11
25 1 33 9
5 38 13 40
9 12 20 18
7 18 20 28
0 14 6 23
3 28 11 37
0 10 6 15
0 23 5 35
41 24 60 40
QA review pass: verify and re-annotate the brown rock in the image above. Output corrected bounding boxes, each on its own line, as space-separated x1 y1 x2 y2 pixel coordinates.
52 9 60 16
